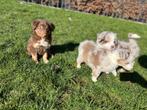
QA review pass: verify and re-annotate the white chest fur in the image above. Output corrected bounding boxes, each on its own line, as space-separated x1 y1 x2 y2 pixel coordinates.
34 39 50 49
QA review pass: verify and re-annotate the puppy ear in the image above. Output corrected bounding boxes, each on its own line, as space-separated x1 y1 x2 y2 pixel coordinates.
96 32 108 44
97 35 105 44
48 22 55 32
32 20 40 30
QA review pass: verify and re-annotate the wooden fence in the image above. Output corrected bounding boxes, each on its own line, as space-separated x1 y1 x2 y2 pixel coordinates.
22 0 147 23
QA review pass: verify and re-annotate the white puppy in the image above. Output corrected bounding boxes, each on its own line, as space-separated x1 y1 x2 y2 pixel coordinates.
76 40 125 82
96 31 140 72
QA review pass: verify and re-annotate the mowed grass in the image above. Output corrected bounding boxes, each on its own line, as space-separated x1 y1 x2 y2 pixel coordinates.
0 0 147 110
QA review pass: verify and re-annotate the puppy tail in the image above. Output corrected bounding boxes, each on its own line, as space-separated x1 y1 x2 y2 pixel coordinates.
128 33 141 39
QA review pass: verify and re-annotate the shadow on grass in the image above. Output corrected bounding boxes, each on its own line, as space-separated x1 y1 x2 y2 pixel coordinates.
51 42 79 55
27 42 79 62
138 55 147 69
120 71 147 88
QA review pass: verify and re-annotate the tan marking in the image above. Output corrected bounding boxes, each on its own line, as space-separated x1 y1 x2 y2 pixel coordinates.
117 59 128 66
82 42 95 62
91 51 100 68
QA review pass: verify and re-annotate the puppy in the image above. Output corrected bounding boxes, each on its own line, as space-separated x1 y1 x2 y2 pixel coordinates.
27 19 55 64
96 31 140 72
76 40 125 82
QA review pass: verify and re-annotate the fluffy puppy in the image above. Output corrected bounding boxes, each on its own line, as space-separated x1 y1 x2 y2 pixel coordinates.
96 32 140 71
76 40 125 82
27 19 55 64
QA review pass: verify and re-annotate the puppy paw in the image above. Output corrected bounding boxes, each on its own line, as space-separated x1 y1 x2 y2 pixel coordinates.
77 64 81 69
106 72 109 74
51 55 54 58
44 59 49 64
112 72 117 77
35 61 39 64
117 68 126 73
113 73 117 77
92 76 97 82
112 70 117 77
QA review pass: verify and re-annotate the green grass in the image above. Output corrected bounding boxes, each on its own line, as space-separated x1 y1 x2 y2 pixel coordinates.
0 0 147 110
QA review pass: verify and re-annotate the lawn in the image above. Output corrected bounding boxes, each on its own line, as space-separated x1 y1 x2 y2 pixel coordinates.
0 0 147 110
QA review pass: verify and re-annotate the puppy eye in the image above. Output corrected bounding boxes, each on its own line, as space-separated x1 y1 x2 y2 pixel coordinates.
99 39 108 44
114 40 118 44
102 40 108 44
104 40 108 43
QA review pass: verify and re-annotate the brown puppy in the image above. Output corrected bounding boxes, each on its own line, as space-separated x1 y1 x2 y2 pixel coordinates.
27 19 55 64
